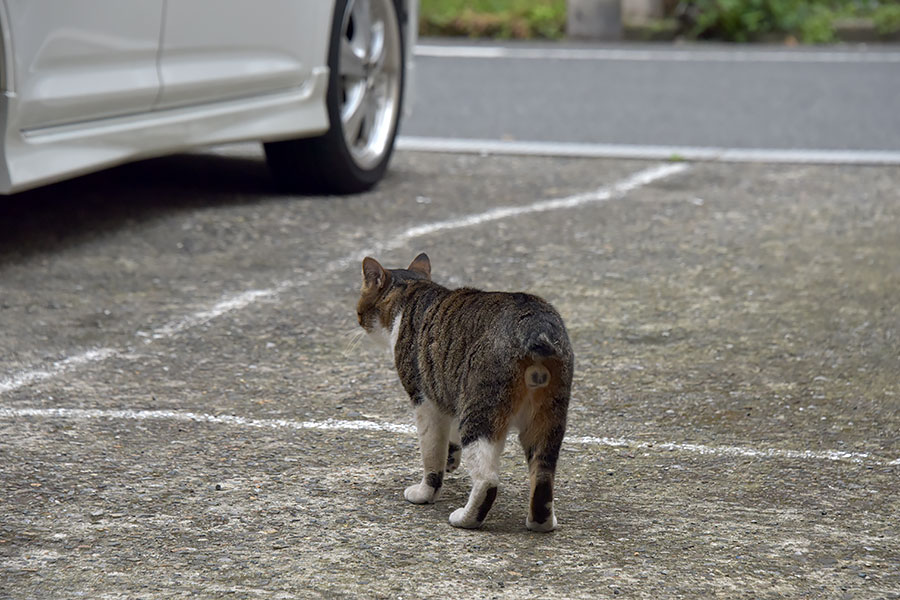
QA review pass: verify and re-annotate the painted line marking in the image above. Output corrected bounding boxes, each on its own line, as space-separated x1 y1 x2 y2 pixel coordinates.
392 162 688 242
0 349 120 395
145 288 282 340
568 435 895 466
397 136 900 166
415 43 900 64
2 407 895 467
0 407 415 435
0 163 689 395
1 290 285 395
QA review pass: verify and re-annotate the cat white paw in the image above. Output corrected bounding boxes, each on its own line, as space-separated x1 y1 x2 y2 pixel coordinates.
404 483 438 504
526 513 558 532
449 507 483 529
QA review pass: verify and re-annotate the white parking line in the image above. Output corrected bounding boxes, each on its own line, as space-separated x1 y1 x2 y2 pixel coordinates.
398 136 900 166
568 435 894 465
0 290 283 395
392 162 688 243
146 288 281 340
415 43 900 64
0 163 689 395
0 348 119 394
2 407 895 467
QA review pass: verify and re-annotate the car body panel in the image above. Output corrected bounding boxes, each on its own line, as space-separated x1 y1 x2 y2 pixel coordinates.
3 71 329 193
0 0 417 195
156 1 331 109
4 0 164 129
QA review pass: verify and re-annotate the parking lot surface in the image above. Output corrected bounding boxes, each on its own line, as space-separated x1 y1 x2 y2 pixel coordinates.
1 149 898 598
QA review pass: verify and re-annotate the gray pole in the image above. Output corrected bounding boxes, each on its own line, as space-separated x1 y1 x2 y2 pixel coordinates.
567 0 623 40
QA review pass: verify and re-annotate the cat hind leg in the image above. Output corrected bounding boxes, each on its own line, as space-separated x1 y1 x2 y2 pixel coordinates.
449 437 504 529
519 414 566 532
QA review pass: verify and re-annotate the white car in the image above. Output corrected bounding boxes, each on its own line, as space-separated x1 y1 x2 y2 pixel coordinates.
0 0 416 194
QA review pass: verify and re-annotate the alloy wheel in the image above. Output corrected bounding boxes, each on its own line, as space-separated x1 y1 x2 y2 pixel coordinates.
338 0 402 171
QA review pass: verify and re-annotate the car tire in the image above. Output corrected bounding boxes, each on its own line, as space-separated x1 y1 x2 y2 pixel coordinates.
265 0 405 194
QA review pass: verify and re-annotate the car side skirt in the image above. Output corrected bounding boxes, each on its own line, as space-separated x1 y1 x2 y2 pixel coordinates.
0 68 329 194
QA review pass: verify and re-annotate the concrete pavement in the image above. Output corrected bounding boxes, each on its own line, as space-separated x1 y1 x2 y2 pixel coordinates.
1 148 898 598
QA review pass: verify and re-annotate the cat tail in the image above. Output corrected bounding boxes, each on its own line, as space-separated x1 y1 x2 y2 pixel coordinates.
520 323 564 389
521 322 564 359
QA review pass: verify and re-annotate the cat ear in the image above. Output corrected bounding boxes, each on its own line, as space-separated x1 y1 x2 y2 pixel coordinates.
362 257 389 290
407 253 431 279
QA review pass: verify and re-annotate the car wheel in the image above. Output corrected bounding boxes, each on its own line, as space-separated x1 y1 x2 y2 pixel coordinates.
265 0 405 194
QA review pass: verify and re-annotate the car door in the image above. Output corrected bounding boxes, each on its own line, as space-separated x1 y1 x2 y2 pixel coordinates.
154 1 332 110
4 0 164 130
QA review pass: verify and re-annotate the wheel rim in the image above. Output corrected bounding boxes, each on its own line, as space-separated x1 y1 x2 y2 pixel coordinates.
338 0 402 171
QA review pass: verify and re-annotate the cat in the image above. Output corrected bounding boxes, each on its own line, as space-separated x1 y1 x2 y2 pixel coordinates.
356 253 573 531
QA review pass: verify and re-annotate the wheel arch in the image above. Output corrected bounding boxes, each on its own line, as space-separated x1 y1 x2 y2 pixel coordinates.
264 0 409 194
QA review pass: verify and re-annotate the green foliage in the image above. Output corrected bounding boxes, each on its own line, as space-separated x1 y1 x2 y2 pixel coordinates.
677 0 900 43
420 0 900 42
873 3 900 34
798 4 837 43
419 0 566 39
681 0 831 42
526 2 566 38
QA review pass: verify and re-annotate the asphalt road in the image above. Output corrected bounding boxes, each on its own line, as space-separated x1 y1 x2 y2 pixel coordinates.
1 145 898 598
401 40 900 152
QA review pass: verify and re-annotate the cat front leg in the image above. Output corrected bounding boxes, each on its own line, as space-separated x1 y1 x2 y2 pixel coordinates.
405 396 452 504
446 418 462 473
449 437 504 529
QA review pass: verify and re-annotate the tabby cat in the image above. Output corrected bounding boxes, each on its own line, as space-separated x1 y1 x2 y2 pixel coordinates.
356 253 573 531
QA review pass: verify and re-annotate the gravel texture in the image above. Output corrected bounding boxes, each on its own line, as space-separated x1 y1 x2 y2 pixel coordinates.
1 150 898 598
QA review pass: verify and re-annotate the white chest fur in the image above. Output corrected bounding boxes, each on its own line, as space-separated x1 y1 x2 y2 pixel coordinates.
365 311 403 355
388 311 403 356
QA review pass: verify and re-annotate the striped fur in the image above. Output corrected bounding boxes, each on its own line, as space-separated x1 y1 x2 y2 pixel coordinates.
358 253 573 531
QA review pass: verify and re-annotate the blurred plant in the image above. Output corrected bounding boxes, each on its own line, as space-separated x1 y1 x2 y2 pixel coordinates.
798 3 838 42
420 0 566 39
873 3 900 34
526 3 566 38
674 0 900 42
676 0 835 42
420 0 900 41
